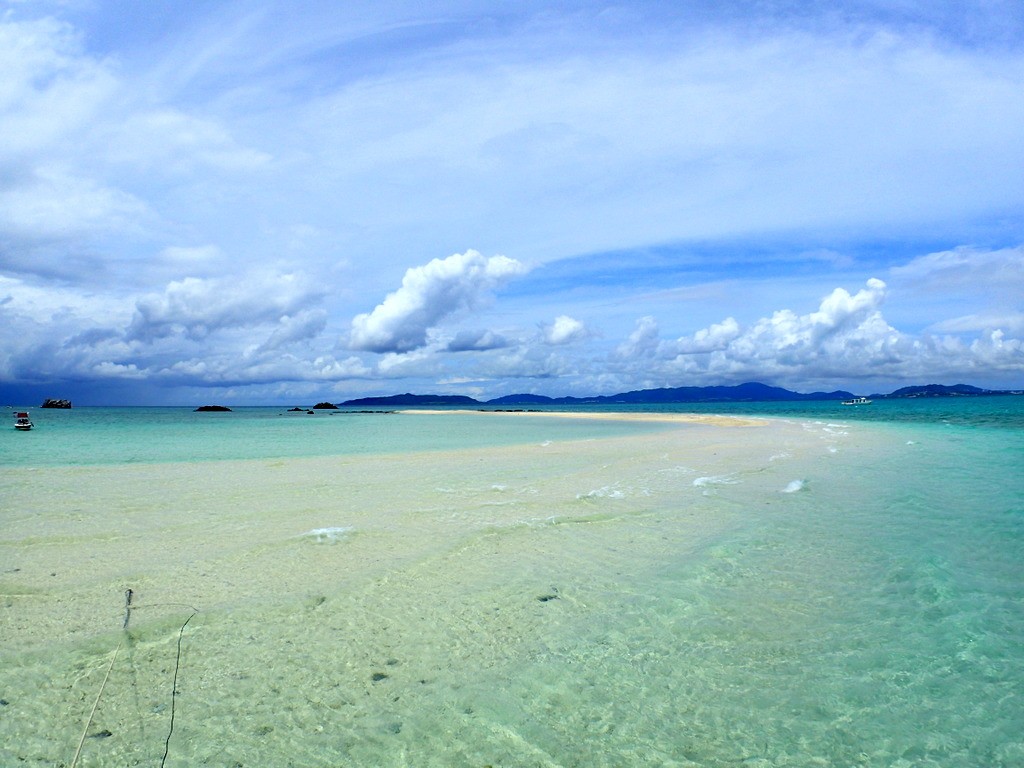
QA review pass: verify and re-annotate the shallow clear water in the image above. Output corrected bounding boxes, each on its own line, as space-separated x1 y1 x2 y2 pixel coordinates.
1 400 1022 766
0 406 670 467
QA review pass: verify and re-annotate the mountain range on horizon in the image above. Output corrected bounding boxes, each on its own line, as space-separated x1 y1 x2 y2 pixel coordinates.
339 382 1022 408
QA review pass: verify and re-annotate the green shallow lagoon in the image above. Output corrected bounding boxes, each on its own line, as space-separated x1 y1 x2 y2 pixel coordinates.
1 401 1022 766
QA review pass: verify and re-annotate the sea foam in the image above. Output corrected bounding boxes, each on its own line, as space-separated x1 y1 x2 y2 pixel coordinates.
299 526 353 544
693 474 739 487
781 479 806 493
577 484 626 500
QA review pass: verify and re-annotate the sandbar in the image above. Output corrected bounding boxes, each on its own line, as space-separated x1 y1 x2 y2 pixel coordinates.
398 408 768 427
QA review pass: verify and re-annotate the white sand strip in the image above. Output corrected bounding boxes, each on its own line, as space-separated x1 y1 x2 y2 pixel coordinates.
397 408 768 427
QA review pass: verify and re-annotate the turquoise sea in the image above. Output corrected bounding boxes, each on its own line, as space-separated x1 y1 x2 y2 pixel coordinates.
1 398 1022 766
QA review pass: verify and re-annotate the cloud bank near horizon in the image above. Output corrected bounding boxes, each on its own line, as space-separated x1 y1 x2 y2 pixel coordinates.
1 2 1023 403
3 246 1022 402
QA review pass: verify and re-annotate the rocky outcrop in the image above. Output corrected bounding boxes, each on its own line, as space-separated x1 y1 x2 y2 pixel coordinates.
194 405 232 412
41 398 72 408
312 402 338 409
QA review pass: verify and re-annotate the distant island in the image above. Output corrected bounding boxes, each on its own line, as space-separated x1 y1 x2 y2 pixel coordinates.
41 398 72 408
195 405 232 412
340 382 1020 408
872 384 1020 399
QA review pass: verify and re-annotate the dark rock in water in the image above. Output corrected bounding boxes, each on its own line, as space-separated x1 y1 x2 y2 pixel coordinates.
89 729 113 739
287 407 304 412
312 401 338 409
537 593 559 602
371 672 389 682
194 405 232 412
41 398 72 408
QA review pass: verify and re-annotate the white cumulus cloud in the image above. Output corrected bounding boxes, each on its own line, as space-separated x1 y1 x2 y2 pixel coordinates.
543 315 589 345
672 317 741 355
613 279 903 383
615 315 660 359
349 250 527 353
731 278 892 365
128 272 322 342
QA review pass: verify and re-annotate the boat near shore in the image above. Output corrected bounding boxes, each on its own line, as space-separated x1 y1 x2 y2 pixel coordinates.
14 411 33 430
842 396 872 406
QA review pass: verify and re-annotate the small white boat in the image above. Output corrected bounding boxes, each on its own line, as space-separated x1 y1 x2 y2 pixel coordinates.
841 397 872 406
14 411 33 430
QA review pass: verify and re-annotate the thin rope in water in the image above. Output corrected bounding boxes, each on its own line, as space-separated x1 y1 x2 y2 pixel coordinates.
160 611 196 768
69 641 121 768
67 591 200 768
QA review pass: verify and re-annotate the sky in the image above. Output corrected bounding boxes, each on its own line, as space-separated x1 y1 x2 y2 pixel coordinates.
1 0 1023 405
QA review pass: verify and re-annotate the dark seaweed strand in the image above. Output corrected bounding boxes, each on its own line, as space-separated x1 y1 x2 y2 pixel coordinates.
160 611 196 768
123 588 133 629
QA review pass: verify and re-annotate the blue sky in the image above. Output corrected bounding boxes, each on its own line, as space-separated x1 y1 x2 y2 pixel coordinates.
1 0 1023 405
